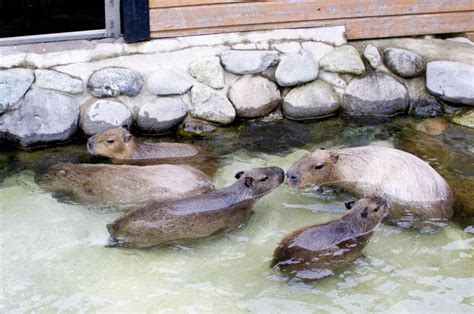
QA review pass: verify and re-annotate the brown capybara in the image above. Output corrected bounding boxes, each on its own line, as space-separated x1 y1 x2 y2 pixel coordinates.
86 128 218 176
37 163 213 209
106 166 285 248
272 197 388 280
286 146 454 225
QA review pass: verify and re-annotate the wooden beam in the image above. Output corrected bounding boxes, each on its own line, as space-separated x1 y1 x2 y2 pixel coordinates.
150 0 474 31
150 1 249 9
150 11 474 40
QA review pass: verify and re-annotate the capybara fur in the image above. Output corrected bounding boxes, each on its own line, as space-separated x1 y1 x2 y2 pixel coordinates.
286 146 453 224
272 197 388 280
87 128 218 176
107 166 285 248
37 163 213 209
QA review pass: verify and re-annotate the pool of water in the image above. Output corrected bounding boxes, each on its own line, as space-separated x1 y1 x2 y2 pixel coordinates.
1 117 473 313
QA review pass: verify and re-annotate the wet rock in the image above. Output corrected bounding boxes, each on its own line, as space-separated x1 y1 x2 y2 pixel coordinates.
88 67 143 97
80 99 133 136
319 45 365 75
137 96 188 133
189 84 235 124
383 48 424 78
179 116 218 136
282 80 339 120
363 44 381 69
275 50 318 87
0 69 34 114
147 70 192 96
0 89 79 148
415 118 449 136
451 109 474 128
34 69 83 94
426 61 474 105
219 50 279 75
228 75 281 118
405 77 442 118
188 56 225 89
342 72 409 116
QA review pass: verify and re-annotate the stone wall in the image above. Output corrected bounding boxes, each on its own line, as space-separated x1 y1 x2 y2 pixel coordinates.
1 26 473 149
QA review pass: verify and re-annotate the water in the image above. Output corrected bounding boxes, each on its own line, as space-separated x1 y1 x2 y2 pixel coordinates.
1 117 473 313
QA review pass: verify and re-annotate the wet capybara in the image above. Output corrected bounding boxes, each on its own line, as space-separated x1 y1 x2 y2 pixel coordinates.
107 166 285 248
272 197 388 280
37 163 213 209
86 128 218 176
286 146 453 224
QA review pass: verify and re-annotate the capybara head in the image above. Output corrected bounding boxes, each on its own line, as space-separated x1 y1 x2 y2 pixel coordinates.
87 127 134 159
344 197 388 234
233 166 285 198
286 148 339 189
37 163 79 192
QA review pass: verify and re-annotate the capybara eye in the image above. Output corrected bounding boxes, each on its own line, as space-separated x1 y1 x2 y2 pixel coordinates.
106 139 115 144
235 171 244 179
260 176 268 182
374 207 379 212
314 164 324 170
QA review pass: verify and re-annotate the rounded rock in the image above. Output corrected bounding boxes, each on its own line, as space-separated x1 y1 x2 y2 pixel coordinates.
189 84 235 124
275 50 318 87
138 97 188 132
80 99 133 136
363 44 381 69
383 48 424 78
87 67 143 97
35 69 83 94
147 70 192 96
219 50 279 75
188 57 225 89
0 69 34 114
319 45 365 75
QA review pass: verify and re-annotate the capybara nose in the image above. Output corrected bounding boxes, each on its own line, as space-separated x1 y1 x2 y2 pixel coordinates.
286 172 299 181
87 141 94 152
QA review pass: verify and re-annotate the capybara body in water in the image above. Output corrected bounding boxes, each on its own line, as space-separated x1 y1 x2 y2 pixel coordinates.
86 128 218 176
272 197 388 280
286 146 453 224
37 163 213 209
107 166 285 248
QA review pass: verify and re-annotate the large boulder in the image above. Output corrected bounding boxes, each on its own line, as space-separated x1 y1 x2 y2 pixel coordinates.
0 89 79 148
80 99 133 136
0 69 34 114
342 72 409 116
275 50 318 87
282 80 339 120
35 69 83 94
228 75 281 118
383 48 424 78
188 56 225 89
137 97 188 132
219 50 279 75
87 67 143 97
319 45 365 75
147 70 192 96
189 84 236 124
426 61 474 105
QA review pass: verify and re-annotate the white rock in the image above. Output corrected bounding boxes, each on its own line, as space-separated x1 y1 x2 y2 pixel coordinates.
138 97 188 132
383 48 424 78
318 70 347 89
271 42 301 54
275 50 318 87
81 99 133 136
35 69 83 94
301 42 334 64
189 84 236 124
147 70 192 95
363 44 381 69
0 69 34 114
188 56 225 89
319 45 365 75
220 50 279 75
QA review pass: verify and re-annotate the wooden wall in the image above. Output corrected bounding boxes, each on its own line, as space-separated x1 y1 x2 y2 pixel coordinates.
148 0 474 40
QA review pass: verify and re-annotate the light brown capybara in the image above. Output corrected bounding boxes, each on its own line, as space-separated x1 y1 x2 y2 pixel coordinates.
272 197 388 280
286 146 454 225
106 166 285 248
37 163 213 209
86 128 218 176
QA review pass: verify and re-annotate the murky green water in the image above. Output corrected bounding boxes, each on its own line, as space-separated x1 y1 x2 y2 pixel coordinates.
1 117 473 313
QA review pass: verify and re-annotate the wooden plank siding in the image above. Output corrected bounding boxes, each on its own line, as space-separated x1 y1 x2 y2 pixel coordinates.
149 0 474 40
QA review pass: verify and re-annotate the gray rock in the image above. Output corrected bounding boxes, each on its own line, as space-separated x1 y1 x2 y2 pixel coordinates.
319 45 365 75
87 67 143 97
228 75 281 118
138 97 188 132
383 48 424 78
282 80 339 120
0 89 79 148
80 99 133 136
451 109 474 128
147 70 192 96
189 84 235 124
275 50 318 87
405 77 442 118
0 69 34 114
188 56 225 89
35 69 83 94
342 72 409 116
363 44 381 69
219 50 279 75
426 61 474 105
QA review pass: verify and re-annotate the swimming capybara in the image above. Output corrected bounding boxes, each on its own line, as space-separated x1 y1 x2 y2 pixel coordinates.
86 128 218 176
272 197 388 280
37 163 213 209
106 166 285 248
286 146 453 224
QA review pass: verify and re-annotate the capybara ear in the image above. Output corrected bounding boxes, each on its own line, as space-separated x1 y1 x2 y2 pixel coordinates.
244 176 253 187
361 208 368 218
330 152 339 163
235 171 244 179
344 200 355 209
58 169 68 177
123 133 132 143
